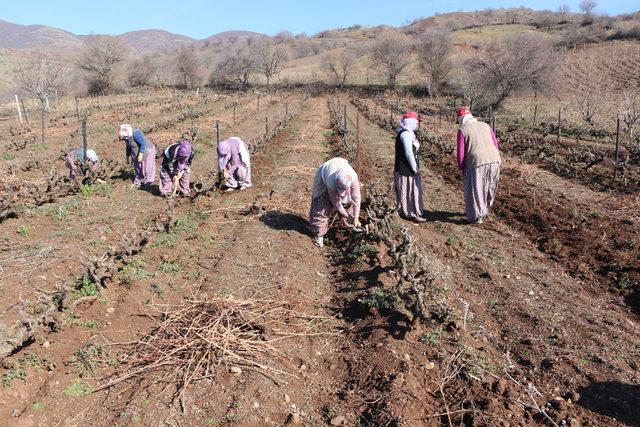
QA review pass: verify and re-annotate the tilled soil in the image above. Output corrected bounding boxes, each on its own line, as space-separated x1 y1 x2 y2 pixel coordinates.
0 94 638 427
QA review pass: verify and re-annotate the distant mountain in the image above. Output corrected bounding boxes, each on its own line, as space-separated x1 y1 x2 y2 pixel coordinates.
0 19 81 49
0 19 266 52
116 30 196 53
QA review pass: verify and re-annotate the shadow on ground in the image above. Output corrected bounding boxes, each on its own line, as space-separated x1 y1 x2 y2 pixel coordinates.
259 210 309 235
423 210 467 225
577 381 640 426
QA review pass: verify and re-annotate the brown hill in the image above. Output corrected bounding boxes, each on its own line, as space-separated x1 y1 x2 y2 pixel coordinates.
0 19 81 49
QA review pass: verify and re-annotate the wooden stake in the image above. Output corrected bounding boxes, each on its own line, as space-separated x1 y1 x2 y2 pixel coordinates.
75 97 81 122
533 105 538 126
40 108 45 144
20 97 29 124
265 117 269 135
14 95 23 124
215 121 220 145
233 104 236 124
557 107 562 143
82 120 88 166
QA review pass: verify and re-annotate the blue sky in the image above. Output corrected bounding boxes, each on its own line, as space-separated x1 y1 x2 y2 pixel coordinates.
1 0 638 38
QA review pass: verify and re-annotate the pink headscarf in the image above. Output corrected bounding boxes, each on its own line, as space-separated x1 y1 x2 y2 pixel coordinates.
177 139 192 157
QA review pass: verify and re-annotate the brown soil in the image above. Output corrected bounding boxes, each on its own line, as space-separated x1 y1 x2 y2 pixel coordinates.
0 91 638 427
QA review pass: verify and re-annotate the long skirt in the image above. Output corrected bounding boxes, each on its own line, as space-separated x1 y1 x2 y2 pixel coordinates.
131 146 156 187
308 191 356 238
394 171 424 219
65 151 79 179
463 162 500 222
223 164 251 189
159 166 191 195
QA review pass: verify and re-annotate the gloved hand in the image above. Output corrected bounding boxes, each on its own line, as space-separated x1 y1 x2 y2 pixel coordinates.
137 153 143 163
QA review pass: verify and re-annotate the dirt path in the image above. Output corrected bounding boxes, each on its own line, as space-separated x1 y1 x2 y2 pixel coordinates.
2 97 357 426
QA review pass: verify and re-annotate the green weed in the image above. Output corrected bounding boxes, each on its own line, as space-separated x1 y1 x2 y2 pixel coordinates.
30 143 47 152
72 275 99 301
2 368 27 387
420 329 443 346
160 260 183 275
346 244 379 263
118 257 153 283
358 288 399 311
31 401 45 411
1 152 17 161
80 183 112 197
63 381 92 397
67 312 98 329
71 343 104 375
16 225 34 237
152 232 180 247
174 209 209 233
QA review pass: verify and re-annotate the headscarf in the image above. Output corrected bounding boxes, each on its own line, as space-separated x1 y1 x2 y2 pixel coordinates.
177 139 192 157
85 149 99 163
119 124 133 139
335 169 353 193
398 117 419 133
459 113 476 127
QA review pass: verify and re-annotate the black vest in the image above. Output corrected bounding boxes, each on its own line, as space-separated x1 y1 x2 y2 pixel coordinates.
161 143 195 174
394 129 419 176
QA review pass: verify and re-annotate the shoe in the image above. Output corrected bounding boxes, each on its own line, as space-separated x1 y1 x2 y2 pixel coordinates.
471 218 483 224
313 236 324 247
239 184 252 190
224 187 235 192
411 216 427 223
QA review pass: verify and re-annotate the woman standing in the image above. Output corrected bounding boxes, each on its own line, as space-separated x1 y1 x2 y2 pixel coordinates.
394 111 425 223
118 124 157 189
308 157 361 247
217 136 252 191
456 107 501 224
159 137 194 197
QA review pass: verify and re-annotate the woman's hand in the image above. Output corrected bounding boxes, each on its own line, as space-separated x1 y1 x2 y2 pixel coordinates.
137 153 143 163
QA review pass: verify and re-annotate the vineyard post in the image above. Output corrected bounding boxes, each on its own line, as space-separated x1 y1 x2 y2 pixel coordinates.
233 104 236 124
356 113 361 177
491 115 496 132
265 117 269 135
533 105 538 126
75 97 81 122
343 105 347 130
40 108 45 144
14 95 23 125
488 106 492 123
615 115 621 179
82 120 88 167
20 97 29 124
285 102 288 117
557 107 562 143
215 120 220 145
390 110 393 127
257 94 260 112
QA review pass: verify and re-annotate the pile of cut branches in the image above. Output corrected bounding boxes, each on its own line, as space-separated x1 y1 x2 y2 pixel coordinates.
100 293 327 409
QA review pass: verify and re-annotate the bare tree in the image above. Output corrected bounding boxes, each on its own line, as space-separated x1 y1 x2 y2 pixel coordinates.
175 46 200 89
579 0 597 16
255 41 287 86
417 29 453 96
12 51 64 143
557 4 571 15
565 50 614 126
216 46 258 88
78 36 127 95
465 33 558 111
370 33 411 87
617 87 640 140
322 49 356 87
127 58 155 87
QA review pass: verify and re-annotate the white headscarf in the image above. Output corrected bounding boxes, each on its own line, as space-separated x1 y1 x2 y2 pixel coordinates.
459 113 476 127
119 124 133 138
